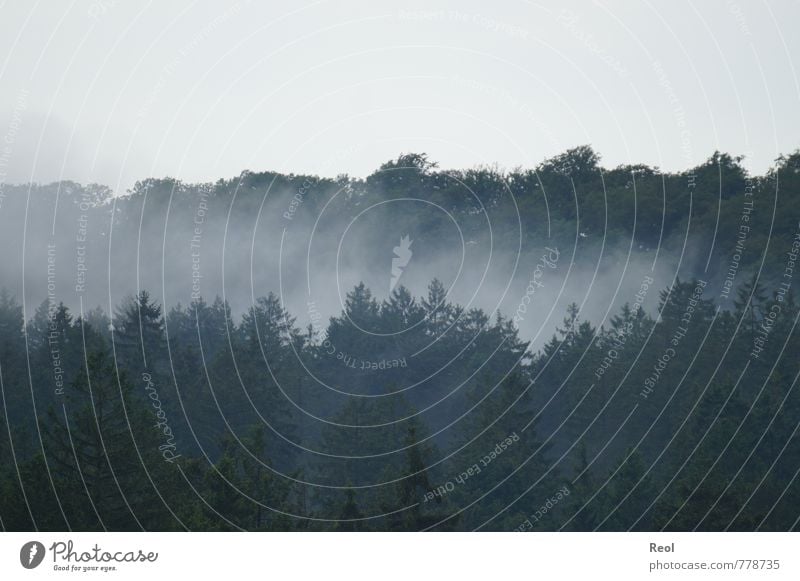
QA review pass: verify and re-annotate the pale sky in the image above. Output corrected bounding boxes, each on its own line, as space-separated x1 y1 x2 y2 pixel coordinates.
0 0 798 193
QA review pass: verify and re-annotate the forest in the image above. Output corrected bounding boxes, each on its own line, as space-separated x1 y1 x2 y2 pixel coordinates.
0 146 799 531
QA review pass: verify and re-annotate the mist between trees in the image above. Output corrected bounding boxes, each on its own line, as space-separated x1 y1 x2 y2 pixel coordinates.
0 147 799 530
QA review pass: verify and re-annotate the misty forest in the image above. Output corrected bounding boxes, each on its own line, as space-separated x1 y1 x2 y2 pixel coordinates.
1 146 800 531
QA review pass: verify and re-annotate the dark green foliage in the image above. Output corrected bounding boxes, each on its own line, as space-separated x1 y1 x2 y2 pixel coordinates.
2 149 800 530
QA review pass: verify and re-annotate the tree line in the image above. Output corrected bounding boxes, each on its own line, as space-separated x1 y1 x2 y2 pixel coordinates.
0 273 798 531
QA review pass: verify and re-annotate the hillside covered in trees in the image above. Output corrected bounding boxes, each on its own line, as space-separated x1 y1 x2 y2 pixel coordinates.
1 147 799 530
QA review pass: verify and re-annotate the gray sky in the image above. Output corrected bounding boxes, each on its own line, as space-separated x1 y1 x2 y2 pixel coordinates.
1 0 798 193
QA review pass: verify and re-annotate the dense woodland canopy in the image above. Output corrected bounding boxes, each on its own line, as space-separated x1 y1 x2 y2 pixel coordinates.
1 147 799 530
